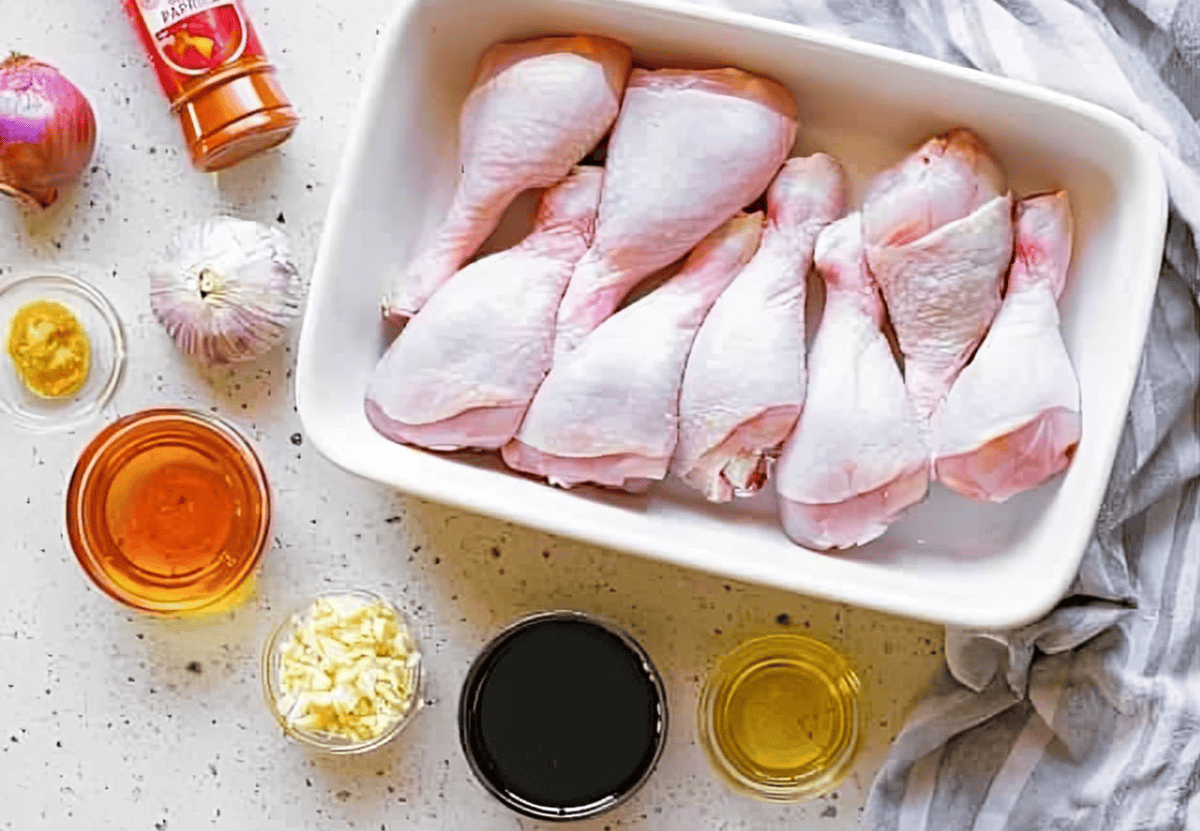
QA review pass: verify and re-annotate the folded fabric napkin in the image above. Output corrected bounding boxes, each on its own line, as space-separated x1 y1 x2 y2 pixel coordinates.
690 1 1200 826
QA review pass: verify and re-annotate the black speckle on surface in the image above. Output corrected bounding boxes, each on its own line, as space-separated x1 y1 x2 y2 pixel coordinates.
491 547 501 558
385 516 402 524
821 805 837 818
9 736 17 743
433 557 440 565
186 662 202 674
336 790 351 801
276 212 286 224
290 432 303 446
776 613 792 626
154 821 168 831
305 778 313 787
208 763 217 776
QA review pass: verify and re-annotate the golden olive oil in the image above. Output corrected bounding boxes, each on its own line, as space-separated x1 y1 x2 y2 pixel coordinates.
700 634 862 801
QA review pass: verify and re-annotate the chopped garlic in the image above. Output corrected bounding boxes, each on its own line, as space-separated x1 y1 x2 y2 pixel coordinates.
275 595 420 743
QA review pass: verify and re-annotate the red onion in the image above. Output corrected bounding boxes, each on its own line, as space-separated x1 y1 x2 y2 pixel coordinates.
0 53 97 208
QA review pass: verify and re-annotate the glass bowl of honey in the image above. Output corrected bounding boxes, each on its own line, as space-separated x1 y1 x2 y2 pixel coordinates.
698 633 863 802
0 272 125 432
261 590 424 755
65 408 272 616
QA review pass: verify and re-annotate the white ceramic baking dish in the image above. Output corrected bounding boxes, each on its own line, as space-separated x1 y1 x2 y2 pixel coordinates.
296 0 1167 628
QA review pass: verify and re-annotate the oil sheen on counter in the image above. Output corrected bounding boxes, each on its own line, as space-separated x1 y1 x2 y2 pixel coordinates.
699 633 862 801
459 611 667 820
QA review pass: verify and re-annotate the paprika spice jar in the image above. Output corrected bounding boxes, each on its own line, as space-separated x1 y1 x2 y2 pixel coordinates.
122 0 300 171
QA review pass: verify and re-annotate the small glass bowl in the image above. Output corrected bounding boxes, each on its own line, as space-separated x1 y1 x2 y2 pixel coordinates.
0 272 125 432
262 590 424 755
459 610 668 821
698 633 863 802
65 408 272 616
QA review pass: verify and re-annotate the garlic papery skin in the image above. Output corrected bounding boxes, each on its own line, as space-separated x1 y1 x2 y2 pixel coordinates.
150 217 303 365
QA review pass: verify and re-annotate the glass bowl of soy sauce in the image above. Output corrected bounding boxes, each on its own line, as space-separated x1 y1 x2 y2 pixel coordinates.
458 610 668 821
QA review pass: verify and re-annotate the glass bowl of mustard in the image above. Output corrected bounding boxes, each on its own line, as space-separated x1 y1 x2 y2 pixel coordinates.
261 590 424 755
65 408 272 616
0 272 125 432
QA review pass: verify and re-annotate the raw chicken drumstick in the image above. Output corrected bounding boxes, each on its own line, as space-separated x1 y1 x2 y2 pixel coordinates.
775 214 930 551
552 67 797 360
673 154 847 502
366 167 604 451
862 128 1014 419
933 192 1080 502
503 213 764 491
382 35 632 322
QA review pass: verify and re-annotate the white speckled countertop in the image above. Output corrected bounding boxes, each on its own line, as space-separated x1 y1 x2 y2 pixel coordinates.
1 2 945 828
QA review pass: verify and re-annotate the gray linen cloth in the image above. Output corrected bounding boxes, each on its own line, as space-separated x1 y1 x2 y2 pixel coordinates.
685 0 1200 826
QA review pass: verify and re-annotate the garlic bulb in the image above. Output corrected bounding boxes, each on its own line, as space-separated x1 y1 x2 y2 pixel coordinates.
150 217 303 365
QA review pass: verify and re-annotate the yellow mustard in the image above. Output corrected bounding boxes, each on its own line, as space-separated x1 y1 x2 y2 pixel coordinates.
6 299 90 398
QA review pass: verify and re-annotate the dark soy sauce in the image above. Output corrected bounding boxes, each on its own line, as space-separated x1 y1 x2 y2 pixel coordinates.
459 613 667 821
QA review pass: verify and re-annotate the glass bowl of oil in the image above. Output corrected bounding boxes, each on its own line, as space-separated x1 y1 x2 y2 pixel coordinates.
261 590 424 755
0 271 125 433
698 633 863 802
65 408 272 616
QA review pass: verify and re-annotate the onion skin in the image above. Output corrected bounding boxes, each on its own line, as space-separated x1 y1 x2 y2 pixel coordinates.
0 53 97 208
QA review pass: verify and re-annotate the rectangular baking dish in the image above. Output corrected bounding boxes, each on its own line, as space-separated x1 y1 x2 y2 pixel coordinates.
296 0 1167 628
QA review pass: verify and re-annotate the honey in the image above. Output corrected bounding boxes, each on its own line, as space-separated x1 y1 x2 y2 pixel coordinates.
699 634 862 801
66 409 271 615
